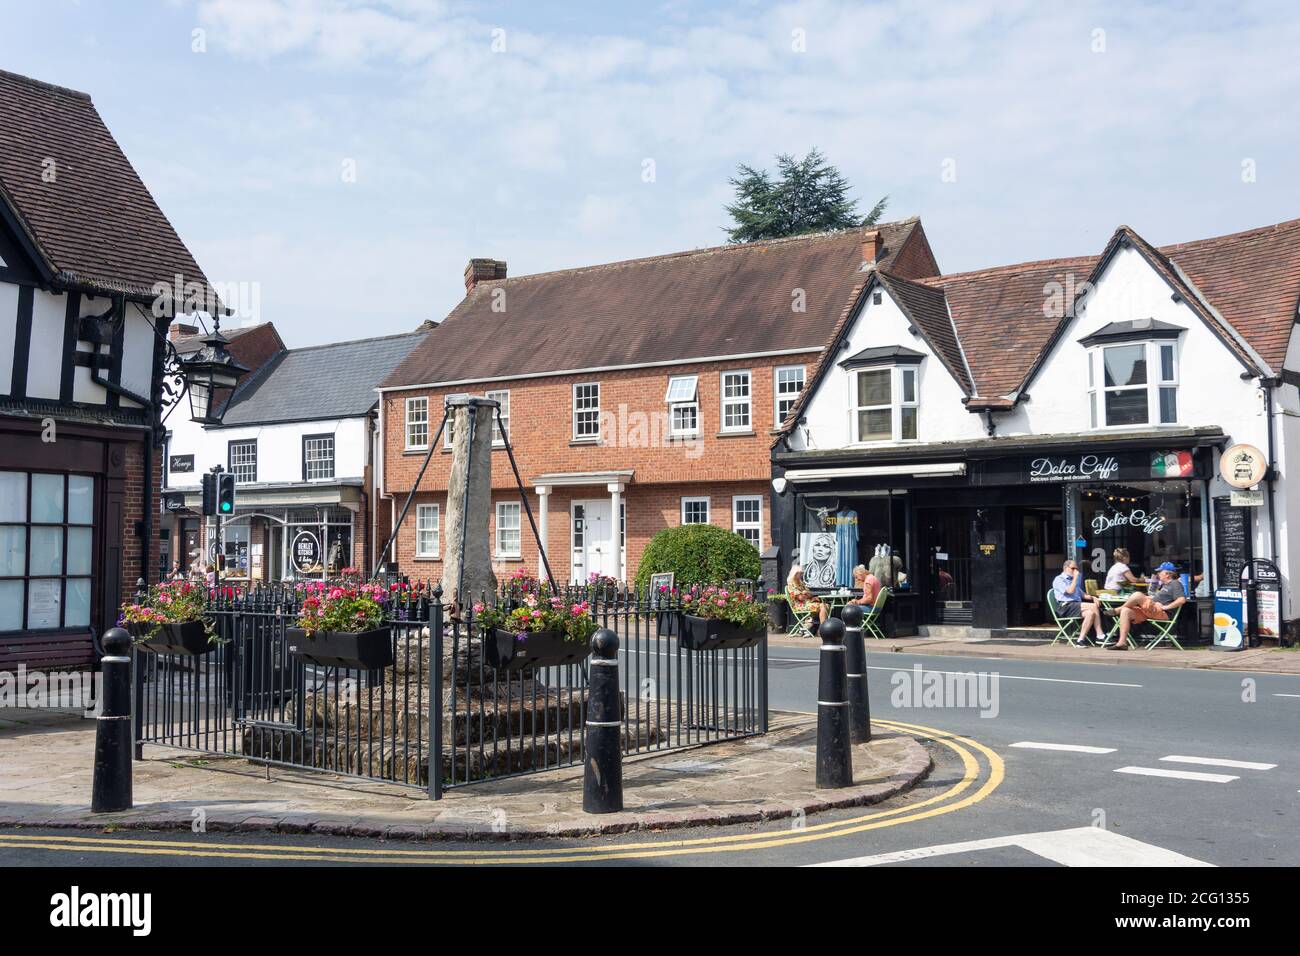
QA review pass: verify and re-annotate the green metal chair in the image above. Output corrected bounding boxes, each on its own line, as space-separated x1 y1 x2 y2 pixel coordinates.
785 594 815 638
1047 590 1083 645
861 587 890 639
1139 602 1186 650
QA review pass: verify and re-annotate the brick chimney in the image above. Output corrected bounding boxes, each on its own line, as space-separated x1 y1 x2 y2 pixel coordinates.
168 321 199 341
861 230 883 269
464 258 507 295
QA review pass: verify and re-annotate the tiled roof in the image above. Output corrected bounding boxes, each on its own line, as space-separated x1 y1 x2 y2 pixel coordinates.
877 271 971 393
219 330 429 426
381 219 937 388
0 69 211 299
915 255 1098 398
1155 217 1300 372
172 323 267 355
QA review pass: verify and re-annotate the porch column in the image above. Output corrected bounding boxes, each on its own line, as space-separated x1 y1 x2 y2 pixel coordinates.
536 485 550 577
607 482 624 580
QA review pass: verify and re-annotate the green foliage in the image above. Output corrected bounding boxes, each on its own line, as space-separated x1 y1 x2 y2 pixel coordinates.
120 580 215 642
724 148 887 243
634 524 761 591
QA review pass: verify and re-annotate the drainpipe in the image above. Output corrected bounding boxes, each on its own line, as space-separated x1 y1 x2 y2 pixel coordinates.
1263 377 1280 564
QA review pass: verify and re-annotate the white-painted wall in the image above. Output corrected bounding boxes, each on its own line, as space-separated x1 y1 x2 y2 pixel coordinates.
167 416 370 488
789 284 983 451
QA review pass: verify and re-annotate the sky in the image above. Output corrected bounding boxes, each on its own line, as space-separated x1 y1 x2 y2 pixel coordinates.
1 0 1298 347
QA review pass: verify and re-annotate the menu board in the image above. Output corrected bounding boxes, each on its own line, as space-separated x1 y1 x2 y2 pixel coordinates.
1213 497 1250 587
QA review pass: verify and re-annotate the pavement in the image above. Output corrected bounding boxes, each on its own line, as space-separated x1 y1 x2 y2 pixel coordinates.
769 629 1300 673
0 709 929 840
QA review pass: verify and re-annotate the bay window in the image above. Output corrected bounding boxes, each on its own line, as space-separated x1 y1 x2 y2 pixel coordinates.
850 365 918 443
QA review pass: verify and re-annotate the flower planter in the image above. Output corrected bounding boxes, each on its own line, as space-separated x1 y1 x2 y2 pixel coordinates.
678 614 765 651
134 620 215 657
657 609 681 637
484 628 592 672
286 627 393 670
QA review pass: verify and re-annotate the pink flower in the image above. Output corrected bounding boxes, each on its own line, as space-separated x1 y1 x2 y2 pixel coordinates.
329 588 344 601
531 610 544 619
473 602 485 614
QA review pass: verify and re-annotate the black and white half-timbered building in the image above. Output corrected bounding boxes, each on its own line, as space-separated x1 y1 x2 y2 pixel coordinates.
0 70 225 670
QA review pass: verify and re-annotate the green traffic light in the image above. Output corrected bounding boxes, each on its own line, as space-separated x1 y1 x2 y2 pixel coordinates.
221 502 231 512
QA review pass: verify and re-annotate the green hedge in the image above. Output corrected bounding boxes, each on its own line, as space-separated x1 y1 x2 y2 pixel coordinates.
634 524 761 592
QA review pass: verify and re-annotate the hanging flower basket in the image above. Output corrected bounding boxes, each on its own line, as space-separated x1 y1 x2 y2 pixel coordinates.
134 620 217 657
286 627 394 670
484 628 592 672
678 614 765 651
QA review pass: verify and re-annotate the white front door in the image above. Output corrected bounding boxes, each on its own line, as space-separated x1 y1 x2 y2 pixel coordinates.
572 500 618 581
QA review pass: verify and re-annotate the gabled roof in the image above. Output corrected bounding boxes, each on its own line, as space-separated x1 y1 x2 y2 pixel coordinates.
219 330 429 426
380 218 938 389
172 322 279 356
775 215 1300 443
0 69 211 300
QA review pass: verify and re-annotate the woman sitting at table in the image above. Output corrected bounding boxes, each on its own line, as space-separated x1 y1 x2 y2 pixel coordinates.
787 552 829 636
847 564 880 611
1104 548 1145 591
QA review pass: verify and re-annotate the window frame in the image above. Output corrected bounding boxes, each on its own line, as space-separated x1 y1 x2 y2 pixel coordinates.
227 439 258 484
486 389 510 446
495 501 522 558
301 433 335 482
849 365 919 444
415 503 440 558
732 495 763 549
665 374 700 438
0 470 96 633
774 365 805 427
720 369 752 433
405 396 429 450
1086 341 1180 430
573 382 601 441
680 496 710 525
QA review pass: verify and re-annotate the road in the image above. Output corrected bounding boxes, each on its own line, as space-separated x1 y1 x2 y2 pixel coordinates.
3 646 1296 867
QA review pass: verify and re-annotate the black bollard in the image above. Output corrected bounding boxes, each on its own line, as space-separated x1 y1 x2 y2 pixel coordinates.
583 628 624 813
840 604 872 743
92 628 133 813
815 617 853 788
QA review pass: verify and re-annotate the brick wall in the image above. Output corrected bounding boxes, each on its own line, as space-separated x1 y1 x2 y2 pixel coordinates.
118 439 163 601
379 355 799 579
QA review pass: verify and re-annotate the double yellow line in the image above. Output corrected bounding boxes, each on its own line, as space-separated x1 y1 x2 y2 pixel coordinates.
0 719 1003 865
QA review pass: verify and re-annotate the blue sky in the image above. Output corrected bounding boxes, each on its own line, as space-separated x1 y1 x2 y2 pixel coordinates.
2 0 1297 346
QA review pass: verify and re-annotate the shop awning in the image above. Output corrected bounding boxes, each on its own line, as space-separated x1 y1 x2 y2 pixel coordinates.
784 462 966 483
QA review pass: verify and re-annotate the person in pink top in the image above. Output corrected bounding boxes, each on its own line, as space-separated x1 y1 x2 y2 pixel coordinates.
848 565 880 610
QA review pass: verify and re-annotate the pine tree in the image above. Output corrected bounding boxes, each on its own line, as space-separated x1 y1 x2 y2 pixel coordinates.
724 149 887 243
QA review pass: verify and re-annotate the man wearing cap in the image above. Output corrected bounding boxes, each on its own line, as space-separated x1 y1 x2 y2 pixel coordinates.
1109 562 1186 650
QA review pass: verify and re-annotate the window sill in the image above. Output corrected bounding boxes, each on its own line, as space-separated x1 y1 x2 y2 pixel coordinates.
569 438 602 447
413 555 442 562
402 448 429 456
494 554 524 562
716 430 756 439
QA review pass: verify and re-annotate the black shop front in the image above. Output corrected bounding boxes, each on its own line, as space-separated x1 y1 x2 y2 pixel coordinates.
772 428 1224 635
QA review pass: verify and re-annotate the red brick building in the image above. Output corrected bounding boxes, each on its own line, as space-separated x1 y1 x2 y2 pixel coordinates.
0 70 223 669
377 220 940 584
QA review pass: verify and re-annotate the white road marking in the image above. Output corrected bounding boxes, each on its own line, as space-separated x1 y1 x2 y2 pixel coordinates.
1160 755 1277 771
1009 742 1117 754
810 826 1212 867
1115 766 1239 783
1273 694 1300 698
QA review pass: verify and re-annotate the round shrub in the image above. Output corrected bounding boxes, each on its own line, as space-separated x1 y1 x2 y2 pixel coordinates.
634 524 761 592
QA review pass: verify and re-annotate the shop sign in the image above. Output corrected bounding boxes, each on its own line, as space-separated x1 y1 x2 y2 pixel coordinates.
989 449 1201 485
169 454 194 473
1213 589 1245 649
1090 508 1166 535
1219 444 1267 489
1230 487 1263 507
292 531 322 575
978 543 996 555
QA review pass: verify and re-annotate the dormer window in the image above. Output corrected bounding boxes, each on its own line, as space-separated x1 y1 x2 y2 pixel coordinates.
1081 320 1182 429
840 346 922 443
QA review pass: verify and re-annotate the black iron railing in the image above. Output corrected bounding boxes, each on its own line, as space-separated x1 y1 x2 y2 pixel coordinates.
132 580 768 798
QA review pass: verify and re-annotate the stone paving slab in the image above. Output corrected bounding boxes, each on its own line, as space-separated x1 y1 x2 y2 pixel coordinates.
0 711 929 840
769 631 1300 674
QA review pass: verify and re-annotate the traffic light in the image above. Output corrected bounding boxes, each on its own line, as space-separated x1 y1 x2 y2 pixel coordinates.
216 473 236 516
200 473 216 516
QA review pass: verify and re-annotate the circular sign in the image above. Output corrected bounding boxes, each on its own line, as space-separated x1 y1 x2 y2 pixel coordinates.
291 531 322 575
1219 444 1267 489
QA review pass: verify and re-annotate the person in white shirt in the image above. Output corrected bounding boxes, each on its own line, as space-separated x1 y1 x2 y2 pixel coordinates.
1103 548 1145 591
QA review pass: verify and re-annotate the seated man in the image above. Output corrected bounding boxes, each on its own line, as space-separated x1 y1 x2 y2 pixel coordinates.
1053 559 1104 646
847 564 880 611
1107 562 1187 650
